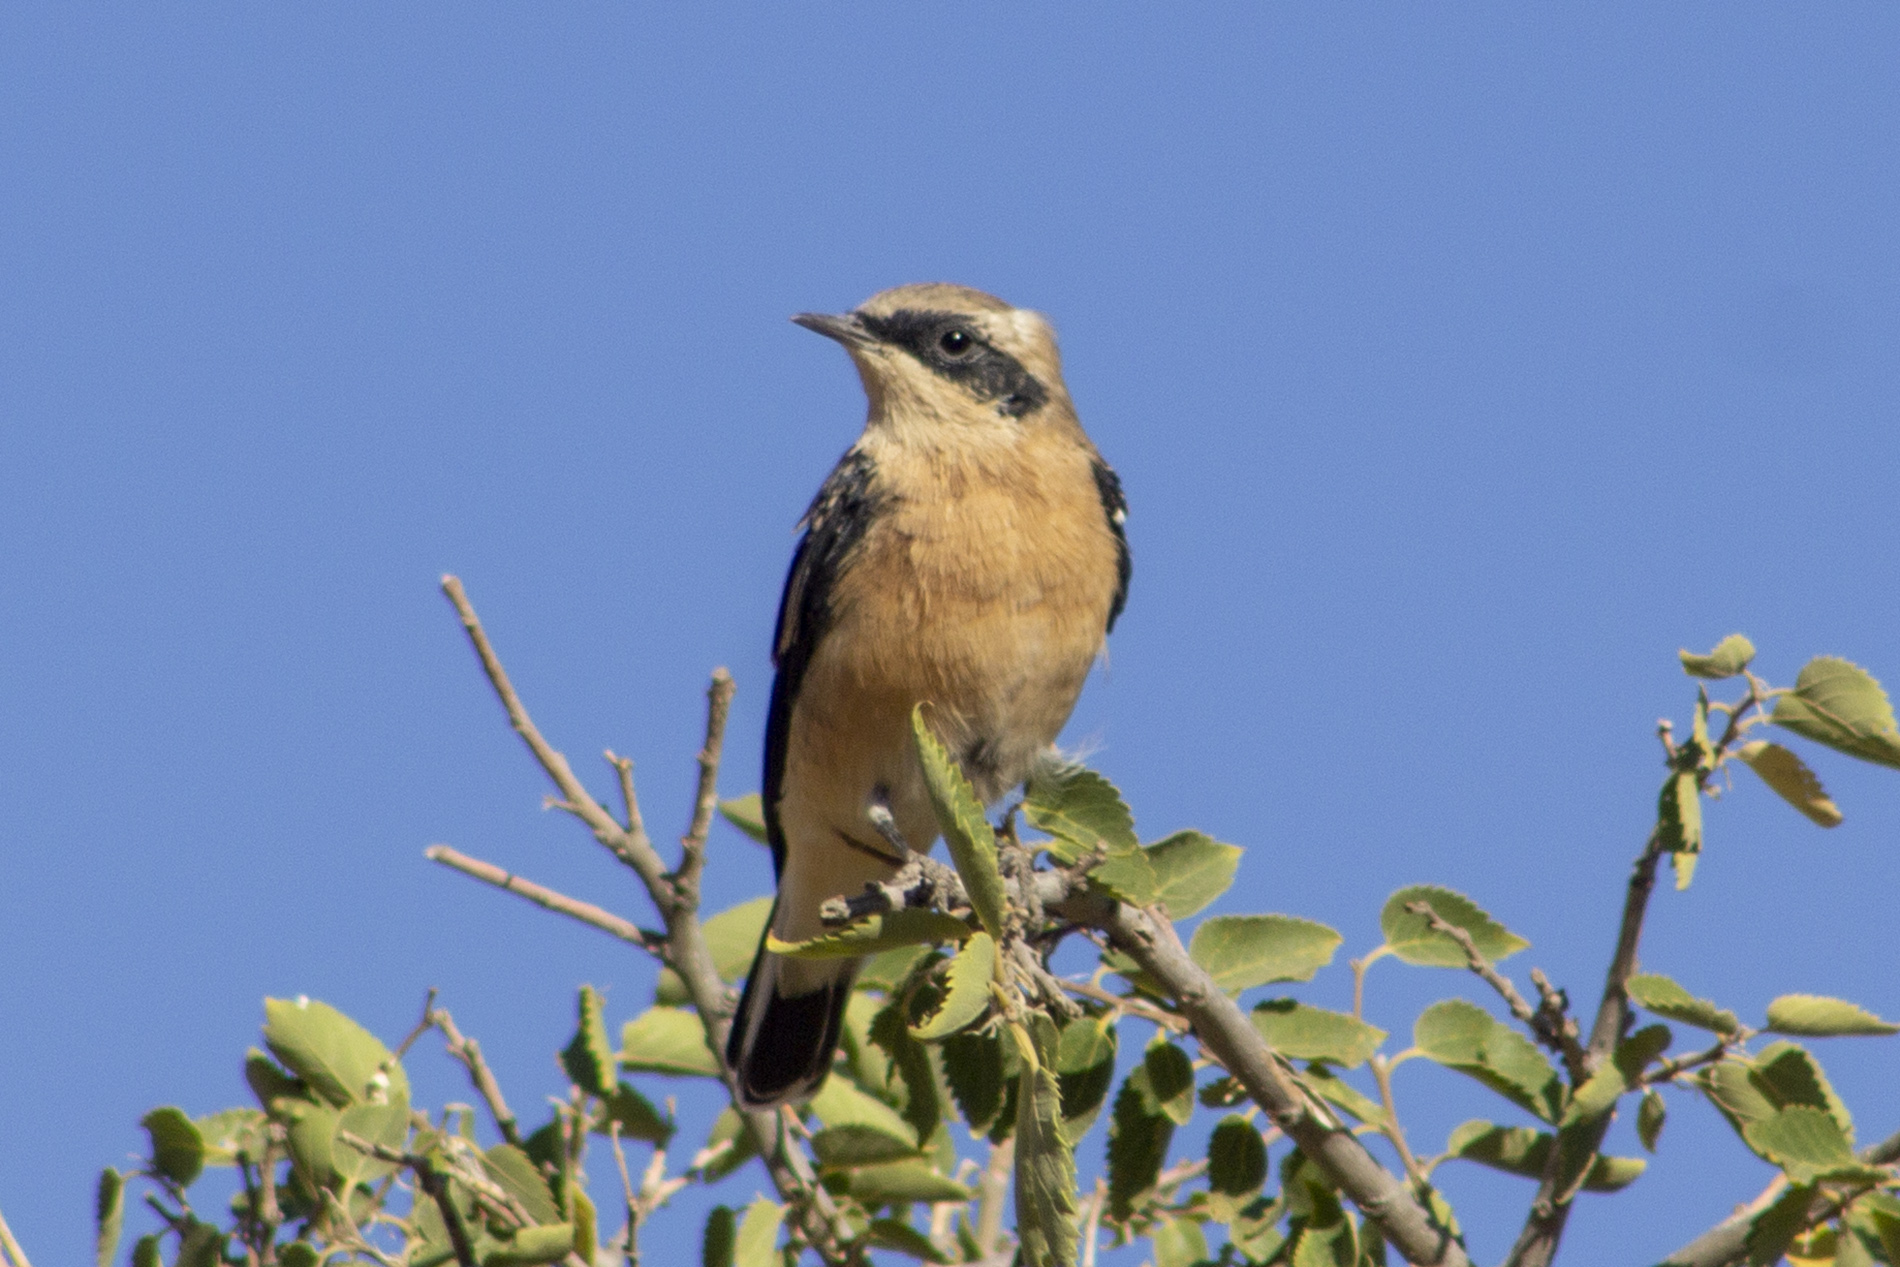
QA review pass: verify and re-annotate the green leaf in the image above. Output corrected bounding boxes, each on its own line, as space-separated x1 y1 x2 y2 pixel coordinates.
1743 1106 1860 1182
1250 1000 1385 1069
94 1169 124 1267
1680 635 1756 679
487 1225 577 1266
811 1124 923 1167
243 1048 303 1109
262 997 408 1110
662 896 777 1002
1189 915 1342 993
867 1000 942 1143
719 794 771 844
1626 973 1741 1036
1300 1065 1388 1128
912 705 1008 938
1754 1042 1852 1137
1737 741 1843 828
141 1107 206 1187
277 1246 318 1267
811 1073 917 1147
1152 1216 1209 1267
1024 760 1137 862
942 1027 1009 1135
733 1197 786 1267
484 1143 562 1223
1089 848 1156 905
1380 885 1528 968
594 1081 674 1145
1140 1040 1198 1126
1772 656 1900 769
703 1206 737 1267
1765 994 1900 1037
279 1098 339 1189
619 1007 720 1077
175 1224 223 1267
865 1217 949 1263
698 1108 758 1182
1744 1182 1816 1267
561 984 617 1096
193 1108 266 1166
1013 1017 1077 1267
334 1101 409 1187
910 932 997 1039
1561 1024 1670 1128
1107 1074 1174 1221
1055 1012 1118 1139
1637 1090 1666 1152
131 1235 162 1267
1413 1000 1562 1123
1142 830 1243 919
768 908 973 961
1208 1116 1268 1197
1442 1121 1646 1191
1657 769 1703 891
848 1160 974 1205
858 944 932 991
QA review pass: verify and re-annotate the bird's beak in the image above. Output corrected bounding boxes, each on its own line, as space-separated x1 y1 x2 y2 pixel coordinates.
792 311 873 349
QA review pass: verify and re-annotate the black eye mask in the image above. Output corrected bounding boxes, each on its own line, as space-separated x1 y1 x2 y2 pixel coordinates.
856 308 1049 417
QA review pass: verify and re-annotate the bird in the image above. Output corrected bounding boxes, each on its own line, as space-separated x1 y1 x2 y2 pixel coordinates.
726 282 1131 1109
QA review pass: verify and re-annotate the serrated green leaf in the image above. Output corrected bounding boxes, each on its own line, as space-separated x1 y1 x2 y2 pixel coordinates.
1024 761 1137 862
1442 1120 1645 1191
942 1026 1008 1135
1766 994 1900 1037
868 999 942 1143
734 1197 786 1267
334 1101 408 1186
1014 1016 1077 1267
280 1096 339 1190
131 1235 162 1267
1056 1012 1118 1139
1089 848 1156 905
1230 1197 1287 1264
865 1216 950 1263
912 705 1008 937
1301 1064 1387 1128
1772 656 1900 769
909 932 996 1039
1656 768 1702 890
1143 830 1243 918
768 908 974 961
849 1160 974 1205
1745 1182 1816 1267
1414 1000 1562 1123
262 997 408 1110
1615 1024 1674 1083
94 1169 124 1267
1141 1040 1198 1126
1637 1090 1666 1152
484 1143 562 1223
859 943 932 992
703 1205 737 1267
1737 741 1843 828
1754 1042 1852 1138
1250 1000 1385 1069
619 1007 720 1077
1380 885 1529 968
593 1081 674 1144
1626 973 1740 1036
175 1224 223 1267
1209 1116 1268 1196
719 794 771 844
1743 1106 1856 1182
243 1048 302 1109
811 1072 917 1146
192 1108 266 1167
277 1245 318 1267
1152 1216 1209 1267
1189 915 1342 994
141 1107 206 1187
1680 635 1756 679
561 984 617 1096
1107 1075 1173 1221
487 1224 576 1266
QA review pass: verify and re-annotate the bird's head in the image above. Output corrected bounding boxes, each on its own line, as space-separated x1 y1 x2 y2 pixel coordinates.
794 283 1071 436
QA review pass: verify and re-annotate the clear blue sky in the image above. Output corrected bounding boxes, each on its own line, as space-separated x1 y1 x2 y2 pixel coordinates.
4 7 1898 1264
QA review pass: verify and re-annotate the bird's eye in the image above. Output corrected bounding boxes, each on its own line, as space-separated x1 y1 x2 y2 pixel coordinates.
939 329 973 356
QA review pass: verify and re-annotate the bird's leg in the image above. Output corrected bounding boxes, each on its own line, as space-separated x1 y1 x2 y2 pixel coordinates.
818 798 969 926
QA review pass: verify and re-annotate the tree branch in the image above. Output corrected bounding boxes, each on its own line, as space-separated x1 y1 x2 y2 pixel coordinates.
0 1206 32 1267
426 844 665 955
1407 900 1588 1083
676 669 734 907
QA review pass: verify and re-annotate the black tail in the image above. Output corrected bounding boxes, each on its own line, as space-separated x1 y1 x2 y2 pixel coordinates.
726 927 855 1108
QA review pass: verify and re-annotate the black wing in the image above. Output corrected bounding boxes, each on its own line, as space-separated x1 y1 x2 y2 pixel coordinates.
1092 457 1131 634
762 447 883 876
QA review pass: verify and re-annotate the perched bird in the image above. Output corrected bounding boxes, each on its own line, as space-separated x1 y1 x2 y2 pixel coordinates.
727 283 1131 1108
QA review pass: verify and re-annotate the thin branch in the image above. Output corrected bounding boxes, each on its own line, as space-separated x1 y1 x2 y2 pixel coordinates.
1407 901 1588 1082
974 1137 1015 1261
334 1131 477 1267
426 1004 523 1149
1658 1125 1900 1267
1368 1054 1424 1187
1045 880 1471 1267
1079 1178 1107 1267
676 669 735 906
426 844 664 955
1060 976 1190 1033
0 1206 32 1267
1501 830 1667 1267
1638 1038 1735 1088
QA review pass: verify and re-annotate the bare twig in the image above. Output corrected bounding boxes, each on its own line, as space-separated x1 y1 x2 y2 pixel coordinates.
1079 1177 1107 1267
1407 901 1589 1082
1367 1053 1424 1186
334 1130 478 1267
676 669 734 906
426 844 665 955
1059 977 1190 1033
426 1003 523 1148
0 1206 32 1267
974 1137 1015 1260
